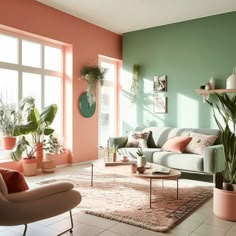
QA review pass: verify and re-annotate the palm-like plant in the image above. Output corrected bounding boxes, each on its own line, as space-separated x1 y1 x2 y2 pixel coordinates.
207 93 236 190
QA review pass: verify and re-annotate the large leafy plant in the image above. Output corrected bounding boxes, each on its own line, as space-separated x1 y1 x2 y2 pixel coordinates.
207 93 236 190
11 97 58 161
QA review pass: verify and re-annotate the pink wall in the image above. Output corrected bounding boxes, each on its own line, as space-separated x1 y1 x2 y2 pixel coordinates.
0 0 122 167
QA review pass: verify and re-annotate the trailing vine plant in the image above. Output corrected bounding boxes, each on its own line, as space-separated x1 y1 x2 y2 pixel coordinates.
80 65 107 106
130 64 141 102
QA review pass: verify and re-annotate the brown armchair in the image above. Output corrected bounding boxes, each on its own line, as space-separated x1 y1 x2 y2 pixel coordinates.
0 174 82 236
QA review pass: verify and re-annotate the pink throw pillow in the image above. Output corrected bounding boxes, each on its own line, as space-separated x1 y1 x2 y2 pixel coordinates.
162 136 192 153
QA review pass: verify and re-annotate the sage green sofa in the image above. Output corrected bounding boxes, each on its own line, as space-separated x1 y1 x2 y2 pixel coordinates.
109 127 225 174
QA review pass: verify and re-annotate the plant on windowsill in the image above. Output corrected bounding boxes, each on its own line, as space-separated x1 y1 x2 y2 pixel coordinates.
42 134 63 173
206 92 236 221
0 99 22 150
80 65 107 107
10 97 58 176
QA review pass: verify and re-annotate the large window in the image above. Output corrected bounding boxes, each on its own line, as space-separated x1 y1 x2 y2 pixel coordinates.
98 58 119 147
0 30 64 141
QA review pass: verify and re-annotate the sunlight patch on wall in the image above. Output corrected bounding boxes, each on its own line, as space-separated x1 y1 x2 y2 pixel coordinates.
177 94 199 128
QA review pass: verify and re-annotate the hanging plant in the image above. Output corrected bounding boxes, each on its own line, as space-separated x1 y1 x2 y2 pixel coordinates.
130 64 141 102
80 65 107 106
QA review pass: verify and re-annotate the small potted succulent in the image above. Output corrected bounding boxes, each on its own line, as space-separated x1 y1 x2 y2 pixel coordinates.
136 148 146 173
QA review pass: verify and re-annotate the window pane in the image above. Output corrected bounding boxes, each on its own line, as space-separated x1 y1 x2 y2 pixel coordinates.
0 34 18 64
44 46 62 71
101 61 115 82
22 40 41 68
99 86 115 147
44 75 62 138
0 69 18 104
22 72 42 109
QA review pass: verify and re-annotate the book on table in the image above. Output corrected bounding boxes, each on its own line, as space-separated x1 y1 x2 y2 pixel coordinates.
152 166 171 175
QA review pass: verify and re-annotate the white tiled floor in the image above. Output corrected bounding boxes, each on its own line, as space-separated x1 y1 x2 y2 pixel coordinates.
1 163 236 236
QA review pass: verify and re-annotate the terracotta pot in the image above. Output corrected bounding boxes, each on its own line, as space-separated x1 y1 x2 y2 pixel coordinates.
2 137 16 150
213 187 236 221
42 154 56 173
35 142 43 168
22 158 37 176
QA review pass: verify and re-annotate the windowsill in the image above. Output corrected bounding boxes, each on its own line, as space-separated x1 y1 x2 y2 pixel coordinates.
0 149 12 163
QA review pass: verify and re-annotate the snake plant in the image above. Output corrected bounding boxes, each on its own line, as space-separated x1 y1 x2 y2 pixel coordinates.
207 93 236 190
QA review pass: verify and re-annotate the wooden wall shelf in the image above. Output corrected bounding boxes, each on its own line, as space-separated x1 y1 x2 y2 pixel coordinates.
196 89 236 95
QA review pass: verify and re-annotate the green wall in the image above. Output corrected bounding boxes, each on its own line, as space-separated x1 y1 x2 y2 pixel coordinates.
121 11 236 134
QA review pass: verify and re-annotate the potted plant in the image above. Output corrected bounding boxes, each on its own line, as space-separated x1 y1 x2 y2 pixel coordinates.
42 134 63 173
206 92 236 220
17 97 57 166
80 65 107 107
130 64 141 102
136 148 146 173
11 97 58 175
0 99 21 150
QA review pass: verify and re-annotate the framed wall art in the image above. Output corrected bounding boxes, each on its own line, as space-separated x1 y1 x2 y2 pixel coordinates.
153 75 167 92
154 96 167 113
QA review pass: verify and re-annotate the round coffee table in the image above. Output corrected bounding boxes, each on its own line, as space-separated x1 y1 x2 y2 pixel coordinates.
132 166 181 208
91 160 181 208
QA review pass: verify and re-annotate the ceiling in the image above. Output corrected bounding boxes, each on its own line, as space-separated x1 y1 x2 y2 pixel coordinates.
36 0 236 34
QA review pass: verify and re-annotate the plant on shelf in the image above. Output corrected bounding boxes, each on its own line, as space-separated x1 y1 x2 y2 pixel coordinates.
0 99 21 150
130 64 141 102
80 65 107 107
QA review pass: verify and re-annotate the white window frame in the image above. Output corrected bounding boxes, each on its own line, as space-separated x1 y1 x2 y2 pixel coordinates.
0 29 64 159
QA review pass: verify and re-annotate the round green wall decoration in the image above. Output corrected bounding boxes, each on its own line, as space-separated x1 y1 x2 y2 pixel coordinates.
79 92 96 118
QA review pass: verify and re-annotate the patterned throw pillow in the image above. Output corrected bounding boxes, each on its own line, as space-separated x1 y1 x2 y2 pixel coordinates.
126 131 150 148
184 132 218 155
162 136 192 153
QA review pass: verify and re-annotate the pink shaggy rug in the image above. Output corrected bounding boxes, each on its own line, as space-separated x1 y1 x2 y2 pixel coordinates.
38 168 213 232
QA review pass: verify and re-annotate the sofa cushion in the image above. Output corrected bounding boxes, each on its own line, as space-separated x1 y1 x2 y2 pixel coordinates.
162 136 192 153
0 168 29 194
185 132 218 155
126 131 150 148
153 152 203 172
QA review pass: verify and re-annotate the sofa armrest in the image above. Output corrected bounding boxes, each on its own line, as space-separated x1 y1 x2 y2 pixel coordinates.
108 136 128 148
203 144 225 173
6 181 74 203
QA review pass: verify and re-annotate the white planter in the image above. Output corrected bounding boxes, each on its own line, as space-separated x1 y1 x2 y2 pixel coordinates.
137 156 146 167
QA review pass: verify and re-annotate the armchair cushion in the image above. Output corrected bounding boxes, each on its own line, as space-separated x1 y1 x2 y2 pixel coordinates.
0 168 29 194
7 181 74 202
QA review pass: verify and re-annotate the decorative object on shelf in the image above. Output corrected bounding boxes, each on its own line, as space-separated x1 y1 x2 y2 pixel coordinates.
209 77 216 90
80 65 107 107
78 92 96 118
154 96 167 113
226 67 236 89
203 83 210 102
154 75 167 92
130 64 141 102
206 92 236 221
